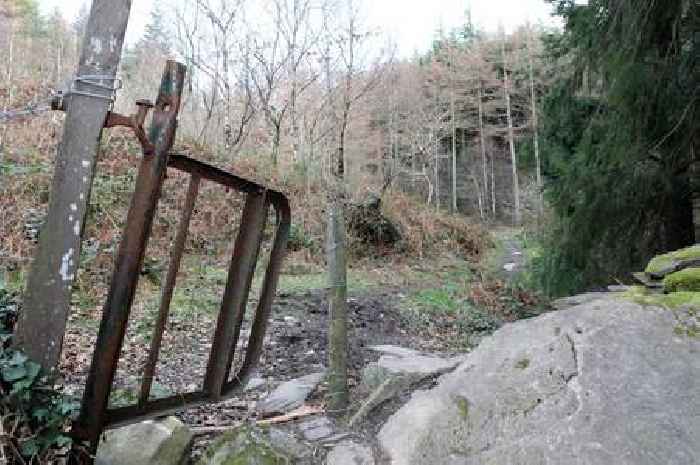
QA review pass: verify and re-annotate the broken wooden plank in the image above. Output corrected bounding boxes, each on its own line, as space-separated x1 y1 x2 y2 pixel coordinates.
257 404 325 425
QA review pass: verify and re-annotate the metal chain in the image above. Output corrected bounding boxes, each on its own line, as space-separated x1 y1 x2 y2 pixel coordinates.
0 97 54 122
0 74 122 123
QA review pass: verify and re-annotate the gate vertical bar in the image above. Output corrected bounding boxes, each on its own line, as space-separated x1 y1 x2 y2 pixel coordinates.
204 192 267 400
75 61 186 442
139 175 201 406
230 194 291 389
15 0 132 375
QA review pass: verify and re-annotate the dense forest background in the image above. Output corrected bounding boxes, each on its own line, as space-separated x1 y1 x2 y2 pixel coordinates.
1 0 698 296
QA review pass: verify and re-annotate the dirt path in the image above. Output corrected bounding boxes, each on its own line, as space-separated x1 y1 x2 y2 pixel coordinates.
491 227 525 280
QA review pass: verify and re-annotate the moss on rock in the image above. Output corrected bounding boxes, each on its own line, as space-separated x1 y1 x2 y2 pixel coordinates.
197 426 290 465
663 268 700 293
622 286 700 309
645 245 700 274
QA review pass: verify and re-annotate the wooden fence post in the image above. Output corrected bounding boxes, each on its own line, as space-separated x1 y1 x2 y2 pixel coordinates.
14 0 133 374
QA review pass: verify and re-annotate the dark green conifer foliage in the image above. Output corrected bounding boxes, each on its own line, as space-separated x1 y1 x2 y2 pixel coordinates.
534 0 699 296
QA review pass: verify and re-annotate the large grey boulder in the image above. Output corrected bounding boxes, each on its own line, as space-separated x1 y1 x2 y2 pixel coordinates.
257 371 325 416
379 298 700 465
95 416 193 465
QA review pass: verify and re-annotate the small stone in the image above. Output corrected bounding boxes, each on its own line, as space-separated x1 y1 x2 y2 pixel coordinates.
244 377 266 392
257 372 325 415
298 416 335 441
350 347 463 426
326 441 374 465
96 416 193 465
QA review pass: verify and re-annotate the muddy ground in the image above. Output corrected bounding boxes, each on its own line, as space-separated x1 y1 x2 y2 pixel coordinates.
58 281 464 462
53 236 541 463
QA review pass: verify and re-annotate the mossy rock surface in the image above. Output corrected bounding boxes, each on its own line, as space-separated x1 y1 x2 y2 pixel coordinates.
663 267 700 293
645 245 700 274
198 425 310 465
622 286 700 309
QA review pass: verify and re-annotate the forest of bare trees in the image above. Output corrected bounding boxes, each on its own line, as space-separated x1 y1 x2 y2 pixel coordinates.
2 0 550 223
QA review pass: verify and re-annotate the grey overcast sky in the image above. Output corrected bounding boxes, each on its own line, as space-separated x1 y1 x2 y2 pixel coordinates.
38 0 560 56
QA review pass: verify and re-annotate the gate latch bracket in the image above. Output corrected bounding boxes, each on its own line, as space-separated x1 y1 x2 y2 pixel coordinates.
104 99 155 156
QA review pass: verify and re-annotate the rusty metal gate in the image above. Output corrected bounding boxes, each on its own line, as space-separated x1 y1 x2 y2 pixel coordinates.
69 61 291 443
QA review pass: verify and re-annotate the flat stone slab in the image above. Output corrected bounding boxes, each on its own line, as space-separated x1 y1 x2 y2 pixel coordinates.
326 441 374 465
369 345 463 377
298 416 335 441
369 345 421 358
379 299 700 465
350 347 463 426
257 372 325 416
96 416 193 465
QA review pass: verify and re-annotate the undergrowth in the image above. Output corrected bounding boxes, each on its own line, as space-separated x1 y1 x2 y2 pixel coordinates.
399 256 546 349
0 285 83 464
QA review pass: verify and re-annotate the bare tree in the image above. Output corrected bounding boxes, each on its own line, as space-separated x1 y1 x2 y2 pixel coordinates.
502 31 521 225
527 23 543 215
175 0 256 151
246 0 321 166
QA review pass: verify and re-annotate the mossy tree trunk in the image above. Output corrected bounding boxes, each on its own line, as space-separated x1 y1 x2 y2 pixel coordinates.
326 181 348 414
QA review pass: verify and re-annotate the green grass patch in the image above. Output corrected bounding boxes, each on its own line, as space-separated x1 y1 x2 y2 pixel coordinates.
399 261 500 348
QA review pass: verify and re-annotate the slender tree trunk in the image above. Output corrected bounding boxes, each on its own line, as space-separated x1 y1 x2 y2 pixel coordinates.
450 46 458 214
272 124 281 166
478 83 489 217
472 175 484 219
502 40 520 225
461 128 468 216
325 46 348 415
692 139 700 242
291 63 300 164
527 27 543 215
7 19 14 107
435 133 440 212
326 180 348 415
1 20 14 153
491 143 496 216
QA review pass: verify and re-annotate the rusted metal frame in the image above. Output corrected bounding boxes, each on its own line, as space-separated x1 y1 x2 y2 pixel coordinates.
222 196 270 385
167 154 293 394
85 154 291 431
104 99 156 156
73 61 187 443
167 154 267 194
139 175 201 406
224 193 291 394
203 192 268 400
